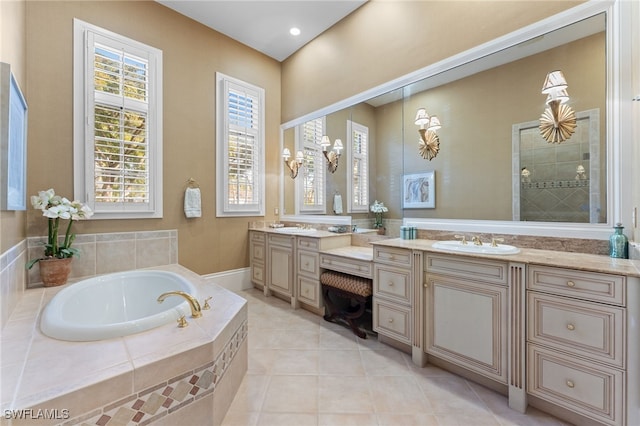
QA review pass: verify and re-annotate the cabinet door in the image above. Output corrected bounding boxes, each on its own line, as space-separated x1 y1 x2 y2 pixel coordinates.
426 275 507 383
269 246 293 296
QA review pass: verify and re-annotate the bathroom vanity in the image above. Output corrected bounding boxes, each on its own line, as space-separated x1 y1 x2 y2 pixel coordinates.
248 228 640 425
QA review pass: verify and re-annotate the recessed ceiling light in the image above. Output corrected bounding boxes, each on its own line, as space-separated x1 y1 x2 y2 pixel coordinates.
289 27 301 36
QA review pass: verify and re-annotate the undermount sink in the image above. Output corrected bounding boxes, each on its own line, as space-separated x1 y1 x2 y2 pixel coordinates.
274 227 317 234
432 240 520 255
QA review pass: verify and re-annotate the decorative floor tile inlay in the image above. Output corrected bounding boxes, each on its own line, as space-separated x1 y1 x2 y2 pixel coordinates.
72 321 247 426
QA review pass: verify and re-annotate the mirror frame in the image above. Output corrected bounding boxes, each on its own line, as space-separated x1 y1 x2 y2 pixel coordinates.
280 0 633 239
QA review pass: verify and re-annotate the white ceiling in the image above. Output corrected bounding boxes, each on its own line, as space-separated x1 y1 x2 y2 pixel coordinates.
156 0 367 62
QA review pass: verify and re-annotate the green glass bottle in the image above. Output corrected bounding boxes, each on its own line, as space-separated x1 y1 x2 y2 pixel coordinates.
609 223 628 259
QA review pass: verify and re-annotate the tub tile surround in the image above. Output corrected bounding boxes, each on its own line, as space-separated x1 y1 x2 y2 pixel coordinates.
1 264 247 426
26 230 178 288
0 240 27 328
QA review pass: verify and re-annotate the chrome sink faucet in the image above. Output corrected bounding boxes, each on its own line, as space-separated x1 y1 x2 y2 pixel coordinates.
157 291 202 318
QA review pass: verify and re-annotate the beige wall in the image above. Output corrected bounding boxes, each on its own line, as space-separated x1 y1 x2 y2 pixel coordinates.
25 1 281 274
0 0 27 254
281 0 584 123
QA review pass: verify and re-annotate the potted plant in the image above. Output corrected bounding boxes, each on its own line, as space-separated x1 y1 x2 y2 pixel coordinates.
370 200 388 235
26 188 93 286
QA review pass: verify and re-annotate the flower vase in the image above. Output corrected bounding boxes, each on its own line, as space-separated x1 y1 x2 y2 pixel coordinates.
377 227 386 235
39 258 72 287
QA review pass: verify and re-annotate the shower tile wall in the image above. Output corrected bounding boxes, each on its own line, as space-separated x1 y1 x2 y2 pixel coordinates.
26 229 178 288
519 116 594 222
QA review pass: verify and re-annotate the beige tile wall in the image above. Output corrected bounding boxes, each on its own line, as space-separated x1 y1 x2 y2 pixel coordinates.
26 230 178 288
0 240 27 329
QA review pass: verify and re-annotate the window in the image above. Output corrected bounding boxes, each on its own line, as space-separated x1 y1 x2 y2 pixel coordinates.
216 73 265 217
73 19 163 219
297 118 326 214
347 120 369 212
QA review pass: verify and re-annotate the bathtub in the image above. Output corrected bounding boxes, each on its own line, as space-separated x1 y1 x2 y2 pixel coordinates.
40 270 198 341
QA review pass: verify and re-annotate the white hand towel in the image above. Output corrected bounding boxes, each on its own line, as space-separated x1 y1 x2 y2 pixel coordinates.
184 187 202 218
333 194 343 214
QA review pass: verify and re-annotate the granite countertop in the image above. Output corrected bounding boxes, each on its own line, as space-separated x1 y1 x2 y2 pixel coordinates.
249 227 349 238
320 245 374 261
372 238 640 277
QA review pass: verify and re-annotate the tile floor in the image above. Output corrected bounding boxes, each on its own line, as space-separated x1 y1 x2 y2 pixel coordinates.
222 288 569 426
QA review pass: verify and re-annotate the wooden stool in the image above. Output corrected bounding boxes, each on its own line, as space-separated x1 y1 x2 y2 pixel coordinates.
320 271 373 339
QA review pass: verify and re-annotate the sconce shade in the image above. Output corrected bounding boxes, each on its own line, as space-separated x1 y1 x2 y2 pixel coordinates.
428 116 441 131
333 139 343 153
545 88 570 105
295 151 304 163
283 148 291 160
415 108 430 126
321 135 331 150
541 70 568 94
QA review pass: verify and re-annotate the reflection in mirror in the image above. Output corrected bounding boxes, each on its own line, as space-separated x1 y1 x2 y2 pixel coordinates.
280 8 609 232
399 14 605 222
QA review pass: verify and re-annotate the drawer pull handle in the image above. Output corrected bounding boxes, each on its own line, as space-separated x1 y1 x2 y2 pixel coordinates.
567 324 575 331
305 262 309 267
388 281 394 287
388 318 394 323
566 380 575 388
567 281 576 287
423 282 429 288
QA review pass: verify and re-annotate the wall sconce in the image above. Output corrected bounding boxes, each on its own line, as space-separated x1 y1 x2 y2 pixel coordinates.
539 70 577 144
283 148 304 179
415 108 441 160
320 136 343 173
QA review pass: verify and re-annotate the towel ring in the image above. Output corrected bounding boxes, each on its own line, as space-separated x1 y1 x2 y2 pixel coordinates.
187 178 200 188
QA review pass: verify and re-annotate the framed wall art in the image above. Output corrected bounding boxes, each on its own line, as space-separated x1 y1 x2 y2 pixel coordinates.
403 172 435 209
1 62 28 211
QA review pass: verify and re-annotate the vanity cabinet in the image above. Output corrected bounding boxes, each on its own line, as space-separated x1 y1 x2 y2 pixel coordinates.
266 234 295 303
297 235 350 310
424 254 508 384
526 265 627 425
249 231 266 290
373 246 414 345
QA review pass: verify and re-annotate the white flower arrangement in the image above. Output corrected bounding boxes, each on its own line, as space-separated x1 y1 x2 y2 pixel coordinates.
370 200 388 228
370 200 389 214
27 189 93 269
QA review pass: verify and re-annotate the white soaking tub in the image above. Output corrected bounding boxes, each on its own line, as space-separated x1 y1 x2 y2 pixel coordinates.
40 270 198 341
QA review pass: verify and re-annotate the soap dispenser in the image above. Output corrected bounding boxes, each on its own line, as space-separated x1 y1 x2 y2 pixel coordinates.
609 223 629 259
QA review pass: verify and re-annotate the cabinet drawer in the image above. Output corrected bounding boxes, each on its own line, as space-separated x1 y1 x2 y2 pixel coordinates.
251 242 265 263
320 254 373 279
527 344 624 425
528 265 625 306
373 298 411 344
297 237 319 251
374 265 411 304
268 234 294 248
298 276 320 308
527 292 625 368
373 246 412 268
298 250 320 278
251 263 265 285
250 231 265 243
426 254 508 286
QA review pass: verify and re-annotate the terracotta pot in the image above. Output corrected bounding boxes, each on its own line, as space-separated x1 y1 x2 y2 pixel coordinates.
377 227 386 235
39 258 72 287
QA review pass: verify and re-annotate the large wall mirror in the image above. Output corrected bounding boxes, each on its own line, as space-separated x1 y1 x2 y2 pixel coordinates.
280 1 627 238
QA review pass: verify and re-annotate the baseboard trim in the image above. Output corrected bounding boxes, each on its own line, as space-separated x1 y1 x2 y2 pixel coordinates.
202 267 252 292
